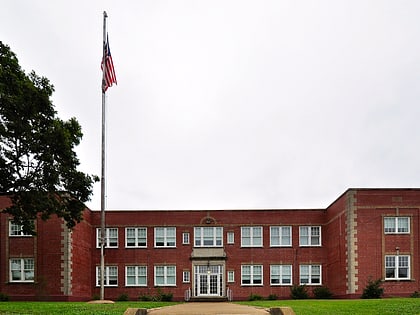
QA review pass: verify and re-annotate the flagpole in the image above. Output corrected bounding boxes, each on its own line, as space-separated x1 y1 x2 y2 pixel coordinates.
100 10 108 301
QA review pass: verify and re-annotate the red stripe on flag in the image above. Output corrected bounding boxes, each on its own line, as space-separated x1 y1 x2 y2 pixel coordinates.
101 35 117 92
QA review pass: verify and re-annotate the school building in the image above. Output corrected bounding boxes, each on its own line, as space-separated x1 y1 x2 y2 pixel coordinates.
0 188 419 301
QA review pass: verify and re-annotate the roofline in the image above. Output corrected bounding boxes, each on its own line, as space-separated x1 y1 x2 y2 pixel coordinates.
326 187 420 209
90 208 325 212
4 188 420 212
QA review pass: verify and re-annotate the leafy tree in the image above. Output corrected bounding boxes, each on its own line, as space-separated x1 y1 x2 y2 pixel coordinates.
0 41 98 234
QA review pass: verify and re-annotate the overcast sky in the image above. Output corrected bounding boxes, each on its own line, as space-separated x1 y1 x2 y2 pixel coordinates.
2 1 420 210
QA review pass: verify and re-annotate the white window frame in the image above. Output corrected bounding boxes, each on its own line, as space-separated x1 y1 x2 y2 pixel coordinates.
9 221 33 237
10 258 34 282
270 226 292 247
96 266 118 287
299 264 322 285
241 265 263 286
96 228 118 248
227 231 234 244
154 265 176 286
125 227 147 248
194 227 223 247
154 227 176 248
183 270 190 283
385 255 410 280
299 226 321 247
125 265 147 287
182 232 190 245
384 217 410 234
241 226 263 247
270 264 292 285
227 270 235 283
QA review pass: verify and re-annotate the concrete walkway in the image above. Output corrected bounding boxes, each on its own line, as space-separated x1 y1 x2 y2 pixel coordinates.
147 302 270 315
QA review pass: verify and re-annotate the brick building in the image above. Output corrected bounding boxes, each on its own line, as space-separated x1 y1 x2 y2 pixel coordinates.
0 188 419 301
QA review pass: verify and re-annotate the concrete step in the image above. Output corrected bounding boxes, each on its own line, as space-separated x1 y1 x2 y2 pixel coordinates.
189 296 229 302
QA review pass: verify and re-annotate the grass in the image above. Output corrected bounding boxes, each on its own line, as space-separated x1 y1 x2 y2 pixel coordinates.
239 298 420 315
0 301 177 315
0 299 418 314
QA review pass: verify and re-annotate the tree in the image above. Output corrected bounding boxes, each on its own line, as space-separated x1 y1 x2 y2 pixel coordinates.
361 277 384 299
0 41 98 234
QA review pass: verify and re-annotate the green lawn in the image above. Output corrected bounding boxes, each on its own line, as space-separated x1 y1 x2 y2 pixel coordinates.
0 299 418 315
240 298 420 315
0 301 176 315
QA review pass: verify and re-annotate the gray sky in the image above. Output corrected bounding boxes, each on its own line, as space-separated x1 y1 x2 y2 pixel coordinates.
2 1 420 210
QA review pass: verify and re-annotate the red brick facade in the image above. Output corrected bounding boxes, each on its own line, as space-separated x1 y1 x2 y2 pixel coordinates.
0 188 419 301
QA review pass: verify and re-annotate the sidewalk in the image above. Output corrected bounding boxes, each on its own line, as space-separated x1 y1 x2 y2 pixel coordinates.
147 302 270 315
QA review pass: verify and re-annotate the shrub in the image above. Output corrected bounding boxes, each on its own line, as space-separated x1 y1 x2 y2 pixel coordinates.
91 294 100 300
313 286 333 299
160 292 173 302
267 294 278 300
0 293 9 301
154 288 173 302
138 294 152 301
290 285 309 299
410 291 420 298
117 293 129 301
248 293 263 301
361 278 384 299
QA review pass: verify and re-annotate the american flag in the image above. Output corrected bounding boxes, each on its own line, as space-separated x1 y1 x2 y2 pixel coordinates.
101 34 117 92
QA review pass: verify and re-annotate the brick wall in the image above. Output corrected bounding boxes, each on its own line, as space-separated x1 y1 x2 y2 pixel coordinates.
354 190 420 297
0 189 419 301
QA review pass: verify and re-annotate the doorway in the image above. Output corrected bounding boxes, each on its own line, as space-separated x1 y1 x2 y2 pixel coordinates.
194 264 223 297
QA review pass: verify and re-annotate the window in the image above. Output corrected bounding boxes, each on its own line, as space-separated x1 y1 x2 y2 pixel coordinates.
384 217 410 234
155 265 176 286
270 226 292 247
182 232 190 245
10 258 34 282
241 227 263 247
154 227 176 247
9 221 32 236
96 228 118 248
270 265 292 285
227 232 234 244
299 226 321 246
183 270 190 283
96 266 118 286
385 255 410 280
241 265 263 285
300 265 321 285
227 270 235 283
126 266 147 286
125 227 147 248
194 227 223 247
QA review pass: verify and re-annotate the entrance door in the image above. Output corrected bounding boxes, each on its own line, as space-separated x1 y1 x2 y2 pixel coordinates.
194 265 223 297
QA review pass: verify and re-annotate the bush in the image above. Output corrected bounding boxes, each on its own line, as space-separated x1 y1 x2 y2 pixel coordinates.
248 293 263 301
361 278 384 299
139 288 173 302
91 294 100 300
267 294 278 300
410 291 420 298
138 294 153 301
117 293 129 301
159 292 173 302
290 285 309 299
0 293 9 301
313 286 333 299
154 288 173 302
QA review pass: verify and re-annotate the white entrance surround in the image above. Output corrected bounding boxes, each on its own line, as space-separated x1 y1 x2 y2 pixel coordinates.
190 247 227 299
194 264 223 297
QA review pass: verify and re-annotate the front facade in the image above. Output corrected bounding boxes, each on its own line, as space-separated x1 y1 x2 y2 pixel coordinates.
0 188 419 301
